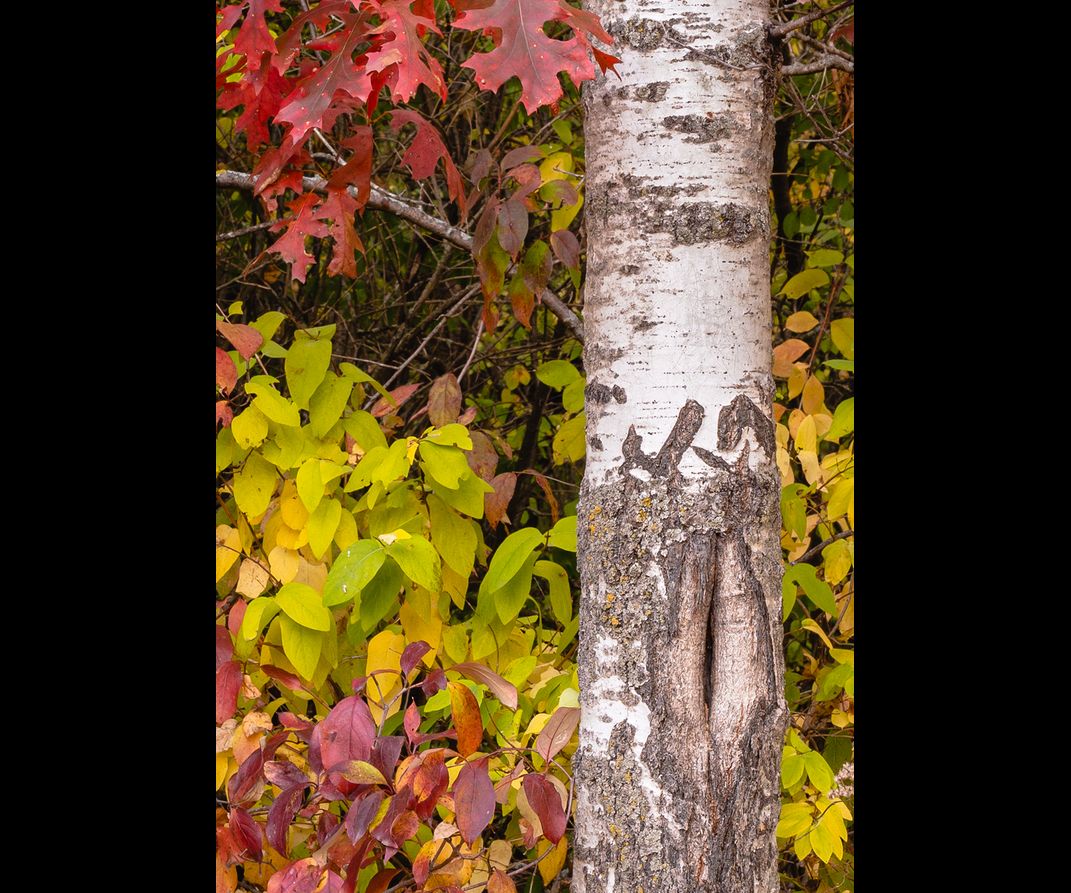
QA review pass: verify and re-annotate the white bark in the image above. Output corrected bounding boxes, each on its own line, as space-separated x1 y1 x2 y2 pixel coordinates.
574 2 787 891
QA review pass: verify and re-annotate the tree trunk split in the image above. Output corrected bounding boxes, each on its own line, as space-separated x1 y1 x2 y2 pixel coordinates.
575 1 787 891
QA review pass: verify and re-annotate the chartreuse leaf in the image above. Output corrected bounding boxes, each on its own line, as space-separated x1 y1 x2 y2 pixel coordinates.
536 360 580 390
432 472 493 518
275 582 332 631
307 497 342 560
490 554 537 624
239 596 280 641
547 516 576 552
785 564 836 615
781 749 806 788
552 413 586 464
418 441 470 489
386 536 442 593
776 802 814 838
825 397 854 441
424 423 473 450
359 557 404 632
231 405 269 449
780 269 829 299
534 560 572 624
428 494 477 577
285 336 332 409
296 458 324 513
339 362 392 402
802 751 834 793
562 377 585 413
234 451 277 517
279 614 323 679
308 373 353 438
343 411 387 453
246 383 301 427
324 540 386 607
481 528 544 594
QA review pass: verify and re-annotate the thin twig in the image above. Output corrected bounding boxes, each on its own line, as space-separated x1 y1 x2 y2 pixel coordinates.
216 219 286 242
790 528 854 566
770 1 853 39
782 56 854 76
457 318 485 383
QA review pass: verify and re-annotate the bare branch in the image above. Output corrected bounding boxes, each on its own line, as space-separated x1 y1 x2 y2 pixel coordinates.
769 0 853 38
216 219 284 242
781 55 854 76
215 168 586 340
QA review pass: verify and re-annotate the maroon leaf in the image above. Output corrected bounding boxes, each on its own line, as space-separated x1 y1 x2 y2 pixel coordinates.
449 663 519 710
496 199 528 259
508 274 534 329
264 759 312 790
535 706 580 764
453 758 496 844
323 869 347 893
326 127 373 210
364 867 401 893
467 431 499 481
522 773 566 843
350 675 368 694
344 789 386 843
216 660 243 725
371 382 421 418
216 625 234 671
501 145 544 170
278 711 314 732
262 664 307 692
228 748 266 807
410 753 450 819
266 857 325 893
494 762 526 805
550 229 580 271
369 791 410 848
267 784 307 856
427 373 463 427
317 811 341 848
216 401 234 429
485 472 517 530
216 321 264 360
320 696 377 771
217 347 238 393
422 667 447 696
390 808 420 845
370 735 405 781
229 807 263 862
400 640 432 677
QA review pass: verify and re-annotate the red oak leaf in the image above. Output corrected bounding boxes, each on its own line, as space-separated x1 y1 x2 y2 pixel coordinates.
390 110 467 213
233 0 285 72
219 63 290 151
454 0 613 113
269 193 329 282
275 11 375 144
365 0 447 103
317 188 364 278
327 128 374 210
274 1 353 72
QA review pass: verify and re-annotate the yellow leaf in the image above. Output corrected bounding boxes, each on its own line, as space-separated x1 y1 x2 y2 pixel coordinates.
276 523 309 550
280 480 310 530
801 375 825 415
801 618 834 651
787 364 807 399
443 563 468 608
795 415 817 453
366 630 406 724
268 546 300 583
830 318 854 359
551 189 583 232
536 835 568 885
809 821 836 862
215 752 229 790
292 557 328 590
488 839 512 871
786 310 820 332
216 525 242 582
812 412 833 438
400 588 443 669
236 559 270 599
799 450 821 486
794 833 812 859
776 446 794 485
830 708 852 728
539 151 573 183
334 509 359 551
822 540 851 585
828 479 854 522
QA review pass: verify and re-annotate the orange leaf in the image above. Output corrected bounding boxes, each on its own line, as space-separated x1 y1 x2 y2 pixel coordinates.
489 868 518 893
773 338 810 378
448 681 484 758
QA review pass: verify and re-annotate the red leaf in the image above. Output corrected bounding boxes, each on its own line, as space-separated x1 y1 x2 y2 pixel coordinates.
233 0 285 72
326 127 374 210
521 773 566 843
229 807 263 862
534 706 580 764
269 193 329 283
449 662 518 710
217 348 238 393
501 145 544 170
485 472 516 530
344 789 386 843
216 321 264 360
454 0 612 113
448 681 484 758
832 20 854 45
217 401 234 428
509 274 534 329
371 382 421 417
262 664 308 692
592 46 622 77
400 640 432 676
467 431 499 481
219 63 290 151
266 857 325 893
390 110 467 213
527 470 560 524
216 660 243 725
550 229 580 270
320 696 377 772
227 599 246 636
458 405 478 425
365 0 447 102
390 809 420 846
274 12 374 144
453 757 496 844
428 373 462 427
267 784 307 856
364 867 401 893
403 702 422 747
409 749 449 819
216 625 234 671
317 188 364 278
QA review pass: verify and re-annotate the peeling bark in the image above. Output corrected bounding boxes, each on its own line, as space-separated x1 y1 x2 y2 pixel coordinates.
574 2 786 891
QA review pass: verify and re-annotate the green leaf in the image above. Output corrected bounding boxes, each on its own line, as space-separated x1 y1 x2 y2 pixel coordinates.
482 528 545 594
386 537 442 593
231 405 269 449
359 557 404 632
239 596 280 641
276 582 332 631
279 614 323 679
786 564 837 615
780 486 807 540
806 249 844 268
324 539 386 607
552 412 586 464
428 494 477 577
824 398 854 442
343 411 388 453
547 516 577 552
339 362 392 402
491 555 537 624
233 451 277 517
803 751 834 793
781 577 796 621
562 377 585 414
816 662 853 702
536 360 580 390
823 359 855 372
533 560 572 624
296 458 324 514
246 383 301 427
307 497 342 560
308 373 353 438
419 441 470 489
424 423 473 450
251 310 286 342
432 472 493 518
780 269 830 299
286 336 333 409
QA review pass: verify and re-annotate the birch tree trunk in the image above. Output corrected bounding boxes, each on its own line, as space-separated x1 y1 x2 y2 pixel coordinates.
573 2 787 891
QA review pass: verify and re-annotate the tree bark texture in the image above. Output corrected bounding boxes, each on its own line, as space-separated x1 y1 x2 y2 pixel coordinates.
573 2 787 892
